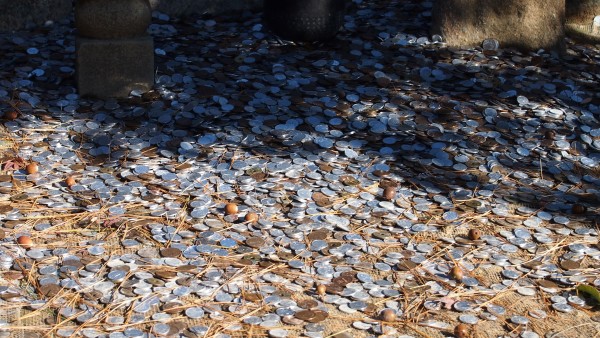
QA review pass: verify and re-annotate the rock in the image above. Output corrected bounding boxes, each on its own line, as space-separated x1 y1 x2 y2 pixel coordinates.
0 0 72 32
565 0 600 43
263 0 346 41
0 0 263 33
76 36 154 98
75 0 152 39
566 0 600 26
431 0 565 52
149 0 263 17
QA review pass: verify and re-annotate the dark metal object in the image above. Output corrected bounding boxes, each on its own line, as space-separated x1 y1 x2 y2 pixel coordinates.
263 0 346 42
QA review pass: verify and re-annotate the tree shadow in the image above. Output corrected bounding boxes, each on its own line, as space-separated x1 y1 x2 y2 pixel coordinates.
0 0 599 231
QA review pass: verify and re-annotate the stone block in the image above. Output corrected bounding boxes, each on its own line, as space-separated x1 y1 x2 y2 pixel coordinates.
431 0 565 51
75 0 152 39
76 36 154 98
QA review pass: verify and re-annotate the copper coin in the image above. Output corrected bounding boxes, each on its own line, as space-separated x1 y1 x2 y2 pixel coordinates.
536 280 559 289
312 192 333 207
522 260 543 269
245 237 265 248
154 270 177 279
339 175 360 186
307 230 329 241
572 204 586 214
4 110 18 120
162 302 184 314
297 299 318 309
160 248 182 258
306 310 328 323
294 310 316 321
560 259 581 270
242 292 263 302
397 260 418 271
39 284 61 297
325 283 344 295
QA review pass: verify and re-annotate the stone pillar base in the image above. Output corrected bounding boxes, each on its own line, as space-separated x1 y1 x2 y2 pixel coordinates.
76 36 154 98
431 0 565 52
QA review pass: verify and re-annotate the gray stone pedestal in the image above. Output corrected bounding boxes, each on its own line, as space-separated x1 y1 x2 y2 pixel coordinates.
431 0 565 51
76 36 154 98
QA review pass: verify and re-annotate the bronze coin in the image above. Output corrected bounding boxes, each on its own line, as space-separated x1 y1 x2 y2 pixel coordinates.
236 258 254 266
560 259 581 270
522 260 543 269
154 270 177 279
4 110 18 120
282 315 304 325
258 260 276 268
338 271 358 281
572 204 586 214
307 230 329 241
112 265 131 273
297 299 319 309
372 231 391 240
245 237 265 248
39 284 61 297
312 192 333 207
364 302 377 317
160 247 182 258
306 310 328 323
176 277 192 286
176 265 199 273
120 288 136 297
325 283 344 295
162 302 184 314
2 271 23 280
147 278 165 286
455 237 475 245
536 279 559 289
63 259 84 268
294 310 316 321
242 292 263 302
339 175 360 186
397 260 418 271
